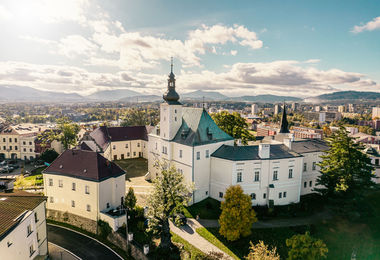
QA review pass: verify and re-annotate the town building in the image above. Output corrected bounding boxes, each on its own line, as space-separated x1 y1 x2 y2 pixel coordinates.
0 191 47 260
43 149 126 231
34 129 64 157
147 64 329 206
83 125 152 161
251 104 259 115
372 107 380 120
291 126 323 139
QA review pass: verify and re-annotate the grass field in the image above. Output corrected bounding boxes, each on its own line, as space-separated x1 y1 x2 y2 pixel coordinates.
14 166 46 188
184 198 221 219
195 190 380 259
114 158 148 179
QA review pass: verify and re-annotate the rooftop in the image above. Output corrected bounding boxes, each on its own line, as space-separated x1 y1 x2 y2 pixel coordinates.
44 149 125 182
172 108 234 146
211 144 301 161
0 191 46 241
290 139 329 154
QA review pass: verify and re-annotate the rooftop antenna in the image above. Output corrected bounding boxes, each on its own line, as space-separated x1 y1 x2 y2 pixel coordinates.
170 57 173 73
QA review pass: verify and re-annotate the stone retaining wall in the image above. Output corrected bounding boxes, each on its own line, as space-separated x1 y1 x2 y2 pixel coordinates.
46 209 97 234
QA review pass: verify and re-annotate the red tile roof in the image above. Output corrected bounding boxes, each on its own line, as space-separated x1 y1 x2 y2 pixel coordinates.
43 149 125 182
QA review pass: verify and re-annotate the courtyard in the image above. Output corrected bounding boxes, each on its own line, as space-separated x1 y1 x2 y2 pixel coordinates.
114 158 153 206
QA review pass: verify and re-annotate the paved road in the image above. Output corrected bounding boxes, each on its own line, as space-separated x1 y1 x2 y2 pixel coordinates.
47 224 122 260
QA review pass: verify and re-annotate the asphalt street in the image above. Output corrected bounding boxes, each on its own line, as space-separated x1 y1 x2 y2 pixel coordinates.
47 224 123 260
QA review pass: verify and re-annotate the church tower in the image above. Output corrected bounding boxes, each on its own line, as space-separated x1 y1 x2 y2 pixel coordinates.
279 102 290 134
160 58 183 140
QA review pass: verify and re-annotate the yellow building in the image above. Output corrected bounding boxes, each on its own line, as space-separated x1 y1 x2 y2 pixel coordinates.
43 149 126 231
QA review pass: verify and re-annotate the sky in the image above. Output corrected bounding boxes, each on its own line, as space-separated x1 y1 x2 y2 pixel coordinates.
0 0 379 97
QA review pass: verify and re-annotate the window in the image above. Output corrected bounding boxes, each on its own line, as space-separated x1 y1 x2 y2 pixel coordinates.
288 168 293 179
9 146 12 150
312 162 316 171
85 185 90 194
304 182 307 188
279 192 282 199
49 179 53 186
137 142 140 147
284 192 287 198
58 180 63 188
237 172 242 183
9 138 12 142
34 212 38 223
27 224 32 236
179 149 182 158
175 117 177 121
303 163 307 172
29 244 35 257
2 138 5 142
376 159 379 165
15 146 18 151
133 152 136 156
196 151 200 160
219 192 223 198
125 144 128 148
14 138 17 143
175 109 177 113
113 145 116 150
250 193 256 200
127 152 130 157
49 197 54 203
273 170 278 181
263 193 266 199
309 181 312 187
37 232 40 242
72 182 76 191
23 141 26 145
71 200 75 207
254 171 260 182
205 191 208 196
3 146 5 150
205 150 209 158
29 141 32 145
7 241 12 247
87 204 91 212
106 202 110 208
30 148 32 152
23 148 26 152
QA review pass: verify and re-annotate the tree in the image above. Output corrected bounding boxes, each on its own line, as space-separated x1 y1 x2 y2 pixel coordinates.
315 127 375 199
121 108 159 126
146 162 194 251
286 232 328 260
245 241 280 260
212 111 255 145
219 185 257 241
124 187 137 211
40 149 59 163
50 118 80 150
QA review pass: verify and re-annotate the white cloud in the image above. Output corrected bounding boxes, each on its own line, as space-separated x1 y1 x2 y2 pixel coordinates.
230 50 237 56
57 35 98 58
352 16 380 33
0 5 12 20
35 0 89 24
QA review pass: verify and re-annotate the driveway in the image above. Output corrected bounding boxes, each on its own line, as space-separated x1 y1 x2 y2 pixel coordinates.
47 224 123 260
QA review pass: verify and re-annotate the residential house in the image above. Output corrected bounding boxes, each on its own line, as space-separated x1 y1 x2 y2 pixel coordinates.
43 149 126 231
0 191 47 260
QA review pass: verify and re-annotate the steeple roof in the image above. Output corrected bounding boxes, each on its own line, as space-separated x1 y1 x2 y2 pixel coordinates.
163 58 181 105
279 102 290 133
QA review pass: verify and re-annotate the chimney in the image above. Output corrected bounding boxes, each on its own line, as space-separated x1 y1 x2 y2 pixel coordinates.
283 138 292 149
259 144 270 159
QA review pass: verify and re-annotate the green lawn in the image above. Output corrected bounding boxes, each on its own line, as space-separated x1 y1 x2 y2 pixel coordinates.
14 168 46 188
184 197 221 219
171 233 207 259
114 158 148 179
196 227 239 259
195 190 380 259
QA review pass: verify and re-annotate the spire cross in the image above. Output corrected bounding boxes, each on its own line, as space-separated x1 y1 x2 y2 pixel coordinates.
170 57 173 73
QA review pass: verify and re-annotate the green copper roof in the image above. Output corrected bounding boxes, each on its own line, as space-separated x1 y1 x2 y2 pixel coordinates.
172 108 234 146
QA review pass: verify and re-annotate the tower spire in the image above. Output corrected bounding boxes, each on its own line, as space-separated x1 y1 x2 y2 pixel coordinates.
279 101 290 133
163 57 180 104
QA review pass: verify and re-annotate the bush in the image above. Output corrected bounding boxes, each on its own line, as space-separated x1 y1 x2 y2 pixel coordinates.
137 221 145 231
135 205 145 219
98 220 112 239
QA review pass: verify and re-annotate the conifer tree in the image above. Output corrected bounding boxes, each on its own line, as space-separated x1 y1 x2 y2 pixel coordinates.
219 185 257 241
315 126 375 198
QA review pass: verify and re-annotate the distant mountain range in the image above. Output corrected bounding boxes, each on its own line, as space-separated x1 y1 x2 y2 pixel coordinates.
1 85 380 103
0 85 83 102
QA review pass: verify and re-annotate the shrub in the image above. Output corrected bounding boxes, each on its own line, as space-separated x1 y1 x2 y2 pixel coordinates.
98 220 112 239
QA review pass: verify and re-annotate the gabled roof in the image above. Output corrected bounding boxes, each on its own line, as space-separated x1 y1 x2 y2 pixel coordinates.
89 126 151 151
211 144 301 161
290 139 329 154
172 108 234 146
0 191 46 241
44 149 125 182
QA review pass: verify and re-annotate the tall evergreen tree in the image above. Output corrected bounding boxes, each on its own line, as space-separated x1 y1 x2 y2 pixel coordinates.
315 127 375 199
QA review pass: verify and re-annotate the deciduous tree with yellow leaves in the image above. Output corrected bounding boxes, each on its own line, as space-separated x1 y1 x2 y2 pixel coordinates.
219 185 257 241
